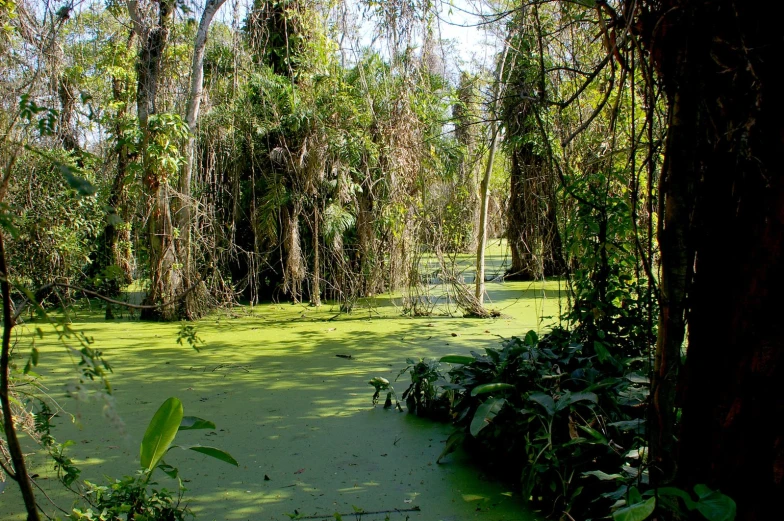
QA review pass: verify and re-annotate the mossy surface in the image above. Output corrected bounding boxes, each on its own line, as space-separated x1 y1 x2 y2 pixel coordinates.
1 274 564 520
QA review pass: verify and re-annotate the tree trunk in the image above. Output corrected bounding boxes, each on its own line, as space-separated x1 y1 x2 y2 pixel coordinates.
310 204 321 306
642 1 784 516
99 30 137 288
130 0 184 320
177 0 228 318
0 233 40 520
476 43 509 306
283 202 304 302
506 149 537 280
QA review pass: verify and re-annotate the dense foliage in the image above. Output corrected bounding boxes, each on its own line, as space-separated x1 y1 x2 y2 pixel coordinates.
2 0 778 519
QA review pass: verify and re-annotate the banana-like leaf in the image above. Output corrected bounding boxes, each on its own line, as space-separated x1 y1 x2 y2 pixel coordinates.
528 392 555 416
175 445 239 466
437 431 465 463
470 383 516 397
470 398 506 437
140 397 184 471
555 391 599 412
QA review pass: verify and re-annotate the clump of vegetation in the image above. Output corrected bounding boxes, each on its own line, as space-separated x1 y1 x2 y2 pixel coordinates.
46 397 237 521
377 328 734 520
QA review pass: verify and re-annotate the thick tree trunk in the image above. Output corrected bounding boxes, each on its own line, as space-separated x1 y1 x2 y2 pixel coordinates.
130 0 184 320
506 149 537 280
283 202 304 302
57 74 80 152
642 1 784 516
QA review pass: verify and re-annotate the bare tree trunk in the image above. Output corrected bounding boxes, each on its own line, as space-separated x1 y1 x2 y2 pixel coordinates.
357 190 376 296
283 202 304 302
454 72 480 251
57 73 79 152
475 44 509 305
178 0 228 317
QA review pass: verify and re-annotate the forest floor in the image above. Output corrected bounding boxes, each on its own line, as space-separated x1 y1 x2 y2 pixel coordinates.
1 250 566 521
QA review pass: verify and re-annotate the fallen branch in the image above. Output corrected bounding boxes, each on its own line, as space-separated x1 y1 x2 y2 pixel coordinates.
293 506 421 519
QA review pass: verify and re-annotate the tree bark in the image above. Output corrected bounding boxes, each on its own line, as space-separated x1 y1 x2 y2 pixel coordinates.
129 0 183 320
641 1 784 516
100 30 137 288
179 0 228 289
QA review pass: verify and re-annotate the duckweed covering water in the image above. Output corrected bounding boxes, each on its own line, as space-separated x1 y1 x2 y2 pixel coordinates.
1 277 564 521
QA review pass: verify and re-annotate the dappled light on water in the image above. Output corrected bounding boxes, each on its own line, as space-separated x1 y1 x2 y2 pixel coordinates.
1 278 561 520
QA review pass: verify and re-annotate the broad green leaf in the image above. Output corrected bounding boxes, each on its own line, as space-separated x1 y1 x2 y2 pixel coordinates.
439 355 474 365
594 340 611 363
695 489 736 521
612 497 656 521
140 397 184 471
157 462 179 479
528 392 555 416
437 430 465 463
470 398 506 437
626 373 650 384
176 445 239 466
577 424 608 444
608 419 646 432
179 416 216 431
693 484 711 499
470 383 515 397
524 330 538 346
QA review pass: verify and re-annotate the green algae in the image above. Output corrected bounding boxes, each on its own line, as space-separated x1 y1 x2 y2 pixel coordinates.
0 278 564 521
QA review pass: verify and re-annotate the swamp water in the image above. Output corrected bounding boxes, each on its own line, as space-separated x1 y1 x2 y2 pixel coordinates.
1 280 564 521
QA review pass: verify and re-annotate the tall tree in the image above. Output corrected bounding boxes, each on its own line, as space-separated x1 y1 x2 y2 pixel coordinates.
503 7 565 281
179 0 228 317
635 0 784 517
127 0 182 320
127 0 226 319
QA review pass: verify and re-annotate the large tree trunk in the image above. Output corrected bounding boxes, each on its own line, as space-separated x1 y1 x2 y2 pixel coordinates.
642 1 784 516
130 0 183 320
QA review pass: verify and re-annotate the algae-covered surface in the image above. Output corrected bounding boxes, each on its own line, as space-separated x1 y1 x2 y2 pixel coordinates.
0 275 565 521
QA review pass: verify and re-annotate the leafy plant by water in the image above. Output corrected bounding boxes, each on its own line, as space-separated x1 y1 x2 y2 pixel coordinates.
56 397 237 521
